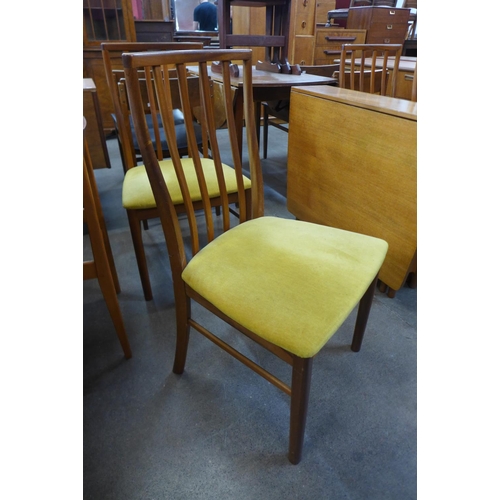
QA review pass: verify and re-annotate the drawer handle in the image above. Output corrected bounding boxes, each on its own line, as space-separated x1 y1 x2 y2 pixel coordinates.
384 38 391 43
302 21 307 28
387 25 393 30
303 0 308 5
390 10 395 15
325 36 356 42
324 50 341 55
404 75 414 81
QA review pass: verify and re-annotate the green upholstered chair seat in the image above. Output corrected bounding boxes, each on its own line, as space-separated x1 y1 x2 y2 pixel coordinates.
182 216 388 358
122 158 252 210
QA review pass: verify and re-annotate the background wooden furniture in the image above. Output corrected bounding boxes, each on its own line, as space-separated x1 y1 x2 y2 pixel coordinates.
314 27 366 64
403 0 417 39
84 0 176 133
134 20 175 41
188 64 335 156
83 78 111 169
83 119 132 359
346 5 410 45
287 85 416 296
261 62 339 158
219 0 294 71
228 0 337 67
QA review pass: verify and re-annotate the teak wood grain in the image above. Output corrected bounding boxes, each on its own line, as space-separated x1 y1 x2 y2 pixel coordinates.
287 85 416 292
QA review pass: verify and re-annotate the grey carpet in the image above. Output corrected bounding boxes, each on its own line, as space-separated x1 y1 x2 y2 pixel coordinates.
84 127 416 500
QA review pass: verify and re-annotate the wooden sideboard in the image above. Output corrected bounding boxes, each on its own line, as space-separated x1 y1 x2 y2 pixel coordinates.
287 85 416 294
346 6 410 45
314 27 366 64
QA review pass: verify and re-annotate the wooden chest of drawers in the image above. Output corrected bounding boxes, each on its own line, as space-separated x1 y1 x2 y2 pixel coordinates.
314 27 366 64
347 6 410 45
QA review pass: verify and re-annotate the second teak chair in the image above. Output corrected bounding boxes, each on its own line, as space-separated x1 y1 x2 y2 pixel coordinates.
123 48 388 464
102 42 252 301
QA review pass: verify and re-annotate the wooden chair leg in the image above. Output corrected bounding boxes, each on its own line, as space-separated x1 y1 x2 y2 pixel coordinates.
84 139 120 293
96 267 132 359
377 279 387 293
127 211 153 301
263 105 269 159
173 295 192 375
351 275 378 352
288 356 313 464
84 159 132 359
408 271 417 289
387 287 397 298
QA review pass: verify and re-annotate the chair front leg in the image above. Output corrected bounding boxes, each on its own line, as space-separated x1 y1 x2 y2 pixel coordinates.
351 275 378 352
288 356 313 464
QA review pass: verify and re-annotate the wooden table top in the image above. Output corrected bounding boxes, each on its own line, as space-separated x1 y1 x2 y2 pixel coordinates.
292 85 417 120
188 65 336 88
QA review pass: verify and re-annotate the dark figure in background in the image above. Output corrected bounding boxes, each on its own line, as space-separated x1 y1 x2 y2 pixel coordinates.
193 0 218 31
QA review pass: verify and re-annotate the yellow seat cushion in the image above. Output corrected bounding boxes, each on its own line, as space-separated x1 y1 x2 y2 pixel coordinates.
182 217 388 358
122 158 251 210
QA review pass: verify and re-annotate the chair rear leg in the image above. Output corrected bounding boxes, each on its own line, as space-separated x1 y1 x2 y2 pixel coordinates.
173 295 192 375
127 210 153 301
288 356 313 464
351 275 378 352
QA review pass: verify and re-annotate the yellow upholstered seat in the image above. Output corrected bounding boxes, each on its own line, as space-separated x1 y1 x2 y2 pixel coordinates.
123 158 251 209
183 216 388 358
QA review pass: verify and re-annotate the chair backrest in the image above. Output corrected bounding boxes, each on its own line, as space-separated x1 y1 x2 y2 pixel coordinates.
122 49 263 286
338 43 402 96
115 71 206 164
102 42 204 171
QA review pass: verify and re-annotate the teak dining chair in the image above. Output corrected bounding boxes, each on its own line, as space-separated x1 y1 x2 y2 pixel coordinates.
102 42 252 301
123 48 388 463
83 120 132 359
339 43 402 96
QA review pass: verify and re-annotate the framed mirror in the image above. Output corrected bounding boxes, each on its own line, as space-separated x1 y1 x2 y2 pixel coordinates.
173 0 218 32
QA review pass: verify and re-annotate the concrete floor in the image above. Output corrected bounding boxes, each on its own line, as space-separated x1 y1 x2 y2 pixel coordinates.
83 127 417 499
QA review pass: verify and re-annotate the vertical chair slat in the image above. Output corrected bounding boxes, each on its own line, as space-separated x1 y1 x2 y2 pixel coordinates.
198 62 231 232
176 62 215 243
222 61 247 223
151 63 201 255
241 57 264 219
145 67 164 161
